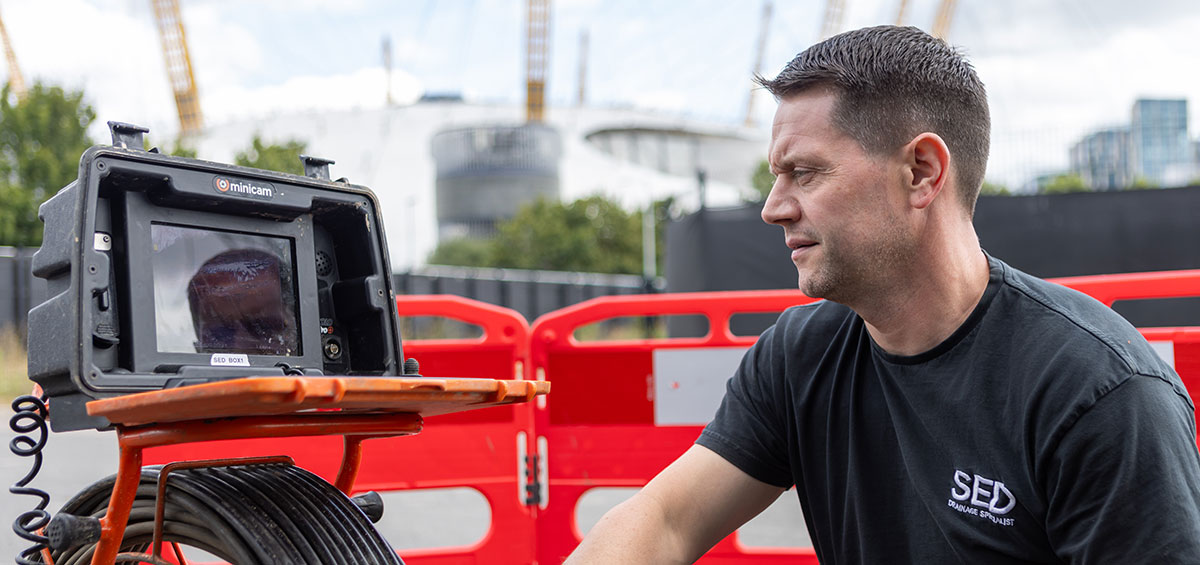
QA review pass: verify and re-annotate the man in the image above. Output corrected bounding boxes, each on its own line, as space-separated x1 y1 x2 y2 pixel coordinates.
568 25 1200 563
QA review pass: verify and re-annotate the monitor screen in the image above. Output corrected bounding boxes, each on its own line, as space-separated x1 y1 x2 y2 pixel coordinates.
151 224 300 356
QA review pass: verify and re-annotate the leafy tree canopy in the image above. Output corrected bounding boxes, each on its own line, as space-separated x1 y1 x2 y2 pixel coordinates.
1039 173 1089 195
748 159 774 202
234 135 307 175
0 83 96 247
429 195 675 275
1127 176 1158 190
980 181 1011 196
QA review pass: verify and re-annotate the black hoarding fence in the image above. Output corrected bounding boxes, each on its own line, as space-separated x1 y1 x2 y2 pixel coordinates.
666 186 1200 336
0 247 45 341
394 265 657 323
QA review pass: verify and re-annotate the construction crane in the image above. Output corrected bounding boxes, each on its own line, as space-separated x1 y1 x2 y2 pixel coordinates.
525 0 550 123
744 1 772 127
0 3 26 100
932 0 957 39
151 0 203 136
895 0 910 25
820 0 845 40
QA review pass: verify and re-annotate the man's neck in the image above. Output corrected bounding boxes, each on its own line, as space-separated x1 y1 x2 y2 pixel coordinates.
858 242 991 357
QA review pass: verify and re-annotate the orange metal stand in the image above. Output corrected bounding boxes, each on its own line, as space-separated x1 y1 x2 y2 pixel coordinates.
80 376 549 565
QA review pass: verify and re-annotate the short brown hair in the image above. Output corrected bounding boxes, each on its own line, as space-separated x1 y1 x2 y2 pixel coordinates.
757 26 990 215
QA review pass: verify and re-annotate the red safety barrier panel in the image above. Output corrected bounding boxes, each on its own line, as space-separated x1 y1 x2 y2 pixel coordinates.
144 294 536 564
528 290 821 564
528 271 1200 563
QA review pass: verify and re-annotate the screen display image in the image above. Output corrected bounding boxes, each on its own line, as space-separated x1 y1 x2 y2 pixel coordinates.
151 224 300 356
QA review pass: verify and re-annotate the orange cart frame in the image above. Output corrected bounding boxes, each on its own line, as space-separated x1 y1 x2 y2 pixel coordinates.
79 376 548 565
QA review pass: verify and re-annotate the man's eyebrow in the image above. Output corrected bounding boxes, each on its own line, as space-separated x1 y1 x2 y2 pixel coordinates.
767 148 793 173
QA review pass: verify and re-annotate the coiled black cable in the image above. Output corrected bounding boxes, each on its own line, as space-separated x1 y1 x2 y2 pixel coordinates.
9 394 50 565
49 463 404 565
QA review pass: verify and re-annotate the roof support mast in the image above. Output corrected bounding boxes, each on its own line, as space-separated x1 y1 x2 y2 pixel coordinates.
820 0 845 40
744 1 772 128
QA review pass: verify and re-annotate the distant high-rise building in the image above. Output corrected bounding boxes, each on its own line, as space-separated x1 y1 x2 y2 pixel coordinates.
1069 127 1130 191
1130 98 1190 186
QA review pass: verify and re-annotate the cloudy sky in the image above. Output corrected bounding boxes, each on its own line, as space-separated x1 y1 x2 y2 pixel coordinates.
3 0 1200 188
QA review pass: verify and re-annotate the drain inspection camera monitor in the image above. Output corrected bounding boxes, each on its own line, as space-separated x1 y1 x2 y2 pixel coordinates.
28 123 405 431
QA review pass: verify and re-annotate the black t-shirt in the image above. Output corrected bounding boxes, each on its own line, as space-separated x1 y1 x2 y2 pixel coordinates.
698 256 1200 563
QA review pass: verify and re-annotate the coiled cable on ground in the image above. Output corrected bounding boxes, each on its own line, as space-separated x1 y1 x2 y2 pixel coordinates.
9 394 51 565
48 462 403 565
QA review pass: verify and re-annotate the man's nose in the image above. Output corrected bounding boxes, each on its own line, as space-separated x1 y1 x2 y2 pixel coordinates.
761 177 798 226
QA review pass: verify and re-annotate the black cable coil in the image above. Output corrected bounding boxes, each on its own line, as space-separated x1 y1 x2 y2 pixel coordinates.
9 395 51 565
46 462 404 565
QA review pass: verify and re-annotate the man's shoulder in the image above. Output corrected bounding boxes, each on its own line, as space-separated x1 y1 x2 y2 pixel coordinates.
771 299 860 343
777 299 856 330
988 257 1177 383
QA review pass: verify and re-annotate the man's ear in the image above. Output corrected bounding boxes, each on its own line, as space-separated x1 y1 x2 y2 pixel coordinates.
903 132 950 210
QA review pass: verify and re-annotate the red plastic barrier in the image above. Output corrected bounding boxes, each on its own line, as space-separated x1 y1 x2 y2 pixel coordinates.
144 295 536 564
528 290 821 564
529 272 1200 563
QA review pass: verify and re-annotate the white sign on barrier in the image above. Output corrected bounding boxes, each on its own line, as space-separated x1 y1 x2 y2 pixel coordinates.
1149 341 1175 369
653 347 749 426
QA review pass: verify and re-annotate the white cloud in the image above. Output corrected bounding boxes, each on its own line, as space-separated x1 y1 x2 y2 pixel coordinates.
203 66 423 126
631 89 689 114
182 3 265 85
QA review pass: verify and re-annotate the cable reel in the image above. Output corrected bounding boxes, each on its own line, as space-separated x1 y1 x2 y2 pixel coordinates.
44 461 400 565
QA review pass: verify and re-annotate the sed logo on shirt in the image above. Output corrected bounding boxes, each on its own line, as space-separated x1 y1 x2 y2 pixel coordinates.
948 470 1016 526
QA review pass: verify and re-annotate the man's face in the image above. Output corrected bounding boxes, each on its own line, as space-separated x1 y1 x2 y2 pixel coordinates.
761 88 916 303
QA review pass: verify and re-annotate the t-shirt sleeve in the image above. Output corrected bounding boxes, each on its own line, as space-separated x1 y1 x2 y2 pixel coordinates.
696 324 794 489
1044 374 1200 563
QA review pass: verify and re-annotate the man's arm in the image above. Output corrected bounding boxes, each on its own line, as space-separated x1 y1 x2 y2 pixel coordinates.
566 444 787 564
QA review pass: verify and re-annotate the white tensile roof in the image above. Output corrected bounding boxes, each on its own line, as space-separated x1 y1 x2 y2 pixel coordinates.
192 101 768 270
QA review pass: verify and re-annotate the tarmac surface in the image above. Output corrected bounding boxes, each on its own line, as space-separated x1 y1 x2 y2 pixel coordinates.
2 424 808 561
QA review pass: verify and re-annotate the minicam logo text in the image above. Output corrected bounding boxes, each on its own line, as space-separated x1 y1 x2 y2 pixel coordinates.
213 176 275 200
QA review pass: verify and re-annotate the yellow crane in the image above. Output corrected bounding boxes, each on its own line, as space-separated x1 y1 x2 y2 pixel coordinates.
895 0 910 25
932 0 957 39
0 3 26 100
151 0 203 136
525 0 550 122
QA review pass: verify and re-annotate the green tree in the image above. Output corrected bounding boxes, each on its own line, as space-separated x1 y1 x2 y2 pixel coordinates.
0 83 96 247
427 237 492 266
748 159 774 202
427 194 676 275
1039 173 1088 195
167 142 198 158
234 135 307 175
980 181 1010 196
141 136 197 158
490 196 643 274
1127 176 1158 190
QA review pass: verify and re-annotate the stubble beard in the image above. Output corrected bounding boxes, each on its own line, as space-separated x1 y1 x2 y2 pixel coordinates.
798 220 916 306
